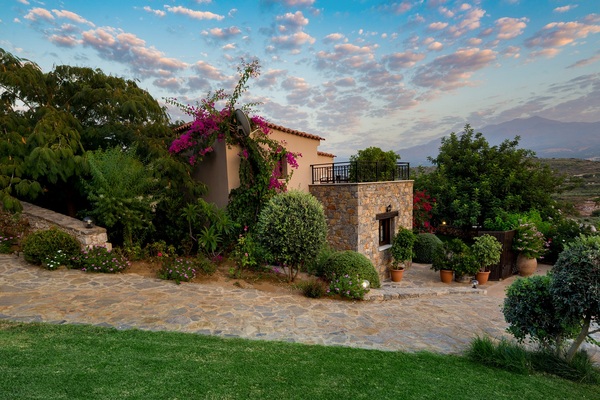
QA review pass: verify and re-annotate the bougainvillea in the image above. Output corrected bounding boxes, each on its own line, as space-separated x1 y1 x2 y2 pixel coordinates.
413 190 436 233
167 60 300 229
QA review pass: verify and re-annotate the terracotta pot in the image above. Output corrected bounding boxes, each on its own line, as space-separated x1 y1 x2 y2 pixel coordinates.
517 254 537 277
440 269 453 284
476 271 491 285
390 268 404 282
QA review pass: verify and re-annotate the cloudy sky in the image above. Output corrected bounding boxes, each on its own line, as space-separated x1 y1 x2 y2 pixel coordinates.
2 0 600 160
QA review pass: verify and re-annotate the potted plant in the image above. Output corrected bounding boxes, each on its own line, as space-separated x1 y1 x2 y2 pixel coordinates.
389 227 416 282
513 222 546 276
431 238 458 283
471 234 503 285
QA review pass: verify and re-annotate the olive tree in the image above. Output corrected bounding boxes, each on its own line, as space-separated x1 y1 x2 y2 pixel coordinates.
349 147 400 182
255 190 327 282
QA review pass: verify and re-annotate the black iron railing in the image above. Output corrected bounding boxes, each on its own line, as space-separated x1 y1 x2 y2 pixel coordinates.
310 161 410 184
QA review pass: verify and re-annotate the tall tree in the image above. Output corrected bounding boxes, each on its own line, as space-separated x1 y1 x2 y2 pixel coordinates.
416 124 563 230
0 48 192 215
349 146 400 182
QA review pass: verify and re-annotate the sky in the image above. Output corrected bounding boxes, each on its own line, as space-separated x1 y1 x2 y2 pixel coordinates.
2 0 600 160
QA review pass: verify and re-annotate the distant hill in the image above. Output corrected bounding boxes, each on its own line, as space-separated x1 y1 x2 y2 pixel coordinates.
400 116 600 166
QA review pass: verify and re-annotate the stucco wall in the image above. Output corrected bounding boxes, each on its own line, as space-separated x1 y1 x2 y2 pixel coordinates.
310 180 413 280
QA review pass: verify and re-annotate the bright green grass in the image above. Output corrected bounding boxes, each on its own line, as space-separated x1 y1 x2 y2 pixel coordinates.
0 320 597 400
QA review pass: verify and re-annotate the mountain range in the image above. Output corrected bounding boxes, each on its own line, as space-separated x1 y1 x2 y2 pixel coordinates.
399 116 600 166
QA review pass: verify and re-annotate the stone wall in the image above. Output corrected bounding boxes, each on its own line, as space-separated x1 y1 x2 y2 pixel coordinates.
310 180 413 280
21 202 111 250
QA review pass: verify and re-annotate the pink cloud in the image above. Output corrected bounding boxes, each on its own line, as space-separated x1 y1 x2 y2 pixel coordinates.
413 48 497 90
495 17 528 40
383 51 426 69
526 21 600 49
164 6 224 21
192 61 227 81
202 26 242 39
52 9 95 26
24 8 54 22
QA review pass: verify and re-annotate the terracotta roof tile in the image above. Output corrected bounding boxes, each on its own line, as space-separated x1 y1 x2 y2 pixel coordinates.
317 151 336 158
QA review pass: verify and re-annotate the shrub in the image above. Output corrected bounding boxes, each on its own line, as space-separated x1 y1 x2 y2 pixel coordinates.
0 210 31 253
390 227 416 268
22 228 81 266
327 273 369 300
413 233 443 263
466 336 530 375
431 238 477 276
255 191 327 282
321 250 381 288
158 257 198 284
301 279 327 299
74 246 130 273
471 234 502 272
503 275 579 351
304 244 335 276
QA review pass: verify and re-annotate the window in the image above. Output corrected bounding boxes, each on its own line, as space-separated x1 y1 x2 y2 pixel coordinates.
376 210 398 248
379 218 392 246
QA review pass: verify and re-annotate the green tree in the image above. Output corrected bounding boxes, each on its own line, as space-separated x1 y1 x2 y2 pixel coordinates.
416 124 563 230
349 147 400 182
0 48 195 216
550 235 600 362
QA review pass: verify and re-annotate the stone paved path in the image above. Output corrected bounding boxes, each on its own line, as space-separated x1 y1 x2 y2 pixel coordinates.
1 254 597 360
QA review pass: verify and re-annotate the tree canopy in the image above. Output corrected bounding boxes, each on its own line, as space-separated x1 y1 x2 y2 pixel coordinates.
415 124 563 230
349 146 400 182
0 48 192 214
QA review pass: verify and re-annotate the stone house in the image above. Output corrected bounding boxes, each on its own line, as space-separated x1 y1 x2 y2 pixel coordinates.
175 121 413 280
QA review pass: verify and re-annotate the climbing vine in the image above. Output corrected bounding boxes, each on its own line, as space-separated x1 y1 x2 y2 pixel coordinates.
167 60 300 230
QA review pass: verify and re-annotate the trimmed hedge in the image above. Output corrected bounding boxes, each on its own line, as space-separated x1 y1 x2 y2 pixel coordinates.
321 250 381 288
22 227 81 267
413 233 443 263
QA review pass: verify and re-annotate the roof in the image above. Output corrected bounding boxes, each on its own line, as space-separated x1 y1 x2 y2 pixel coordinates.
173 120 325 141
318 151 336 158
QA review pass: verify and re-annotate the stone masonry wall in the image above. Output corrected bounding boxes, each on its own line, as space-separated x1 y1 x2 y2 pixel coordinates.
310 180 413 281
21 202 111 250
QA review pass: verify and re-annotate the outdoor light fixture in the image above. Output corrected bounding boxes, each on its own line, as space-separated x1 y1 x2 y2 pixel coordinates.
386 204 392 212
83 217 94 229
361 280 370 290
471 279 479 289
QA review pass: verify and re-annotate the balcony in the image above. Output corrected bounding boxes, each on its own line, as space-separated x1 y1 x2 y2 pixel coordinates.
310 161 410 184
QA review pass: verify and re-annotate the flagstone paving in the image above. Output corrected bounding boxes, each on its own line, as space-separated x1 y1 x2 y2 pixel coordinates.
1 254 597 361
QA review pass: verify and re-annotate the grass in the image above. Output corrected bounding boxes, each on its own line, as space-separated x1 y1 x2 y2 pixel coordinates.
1 321 599 399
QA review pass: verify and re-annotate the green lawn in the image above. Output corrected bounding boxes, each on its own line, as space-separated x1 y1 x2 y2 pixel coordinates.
0 320 597 399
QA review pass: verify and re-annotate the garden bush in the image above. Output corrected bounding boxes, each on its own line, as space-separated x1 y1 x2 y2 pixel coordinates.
304 244 335 276
0 210 31 253
73 246 130 273
22 227 81 267
158 257 199 284
301 279 327 299
255 190 327 282
320 250 381 288
413 233 443 263
328 273 370 300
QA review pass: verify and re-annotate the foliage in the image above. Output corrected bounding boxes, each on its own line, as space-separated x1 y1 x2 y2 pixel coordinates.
301 279 327 299
349 147 400 182
0 209 30 252
158 257 199 284
5 321 600 399
468 336 599 383
416 124 563 230
431 238 478 276
22 227 81 266
390 227 416 269
550 235 600 362
544 218 586 263
471 234 503 272
231 231 262 275
327 273 369 300
42 249 72 271
0 48 195 216
181 199 237 257
503 275 579 352
321 250 381 288
304 244 336 276
413 190 436 232
255 191 327 282
413 233 443 264
167 60 300 230
73 246 130 273
466 336 531 375
513 222 547 259
83 146 160 247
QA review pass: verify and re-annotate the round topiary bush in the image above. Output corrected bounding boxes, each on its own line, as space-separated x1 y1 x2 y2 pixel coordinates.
22 227 81 267
255 190 327 282
413 233 443 263
321 250 381 288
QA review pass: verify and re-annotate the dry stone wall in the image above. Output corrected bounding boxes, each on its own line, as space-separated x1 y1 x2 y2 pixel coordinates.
310 180 413 280
21 202 111 250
